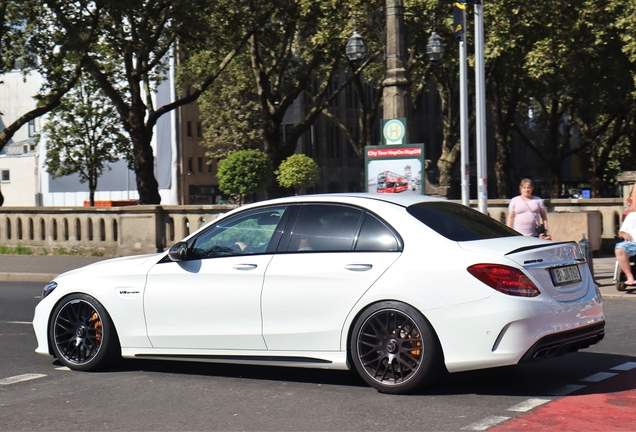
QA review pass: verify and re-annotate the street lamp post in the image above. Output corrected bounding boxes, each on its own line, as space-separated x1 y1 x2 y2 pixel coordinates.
345 31 367 63
347 5 445 119
426 30 444 63
382 0 410 121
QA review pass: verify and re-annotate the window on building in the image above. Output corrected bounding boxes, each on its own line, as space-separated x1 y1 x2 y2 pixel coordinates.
328 126 340 159
1 170 9 182
187 121 192 138
28 120 36 137
207 157 213 173
197 122 202 138
308 126 319 159
188 157 193 173
198 157 203 173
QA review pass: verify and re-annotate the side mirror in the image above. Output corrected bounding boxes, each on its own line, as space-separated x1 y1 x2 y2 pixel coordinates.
168 242 189 262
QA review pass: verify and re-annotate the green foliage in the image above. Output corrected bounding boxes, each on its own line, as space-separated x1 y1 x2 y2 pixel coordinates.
275 154 320 195
217 150 272 204
42 73 132 205
197 52 262 158
0 244 33 255
196 0 365 195
0 1 96 153
41 0 274 204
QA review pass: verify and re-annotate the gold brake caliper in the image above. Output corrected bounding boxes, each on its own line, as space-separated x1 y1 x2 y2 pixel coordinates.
91 312 103 344
410 333 422 357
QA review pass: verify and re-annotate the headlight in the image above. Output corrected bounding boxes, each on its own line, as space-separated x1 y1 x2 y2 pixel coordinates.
42 281 57 299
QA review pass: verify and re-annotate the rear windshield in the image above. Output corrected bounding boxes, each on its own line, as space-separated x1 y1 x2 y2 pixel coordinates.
406 201 520 241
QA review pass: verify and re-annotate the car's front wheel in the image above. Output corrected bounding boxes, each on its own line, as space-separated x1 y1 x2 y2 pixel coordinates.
350 301 443 394
49 294 120 371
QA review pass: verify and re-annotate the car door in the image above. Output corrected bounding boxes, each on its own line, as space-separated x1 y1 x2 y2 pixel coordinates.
144 205 288 350
261 204 402 351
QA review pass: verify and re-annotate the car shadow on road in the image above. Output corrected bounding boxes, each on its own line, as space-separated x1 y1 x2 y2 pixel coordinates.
107 357 369 388
90 351 636 397
421 352 636 397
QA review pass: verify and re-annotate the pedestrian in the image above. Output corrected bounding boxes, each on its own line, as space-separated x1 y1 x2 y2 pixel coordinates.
507 178 548 238
615 210 636 285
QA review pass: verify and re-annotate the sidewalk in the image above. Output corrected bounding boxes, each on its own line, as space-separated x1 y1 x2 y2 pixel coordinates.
0 253 634 298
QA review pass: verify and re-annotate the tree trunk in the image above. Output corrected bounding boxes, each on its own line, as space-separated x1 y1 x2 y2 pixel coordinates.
436 83 459 189
129 135 161 204
490 79 520 199
89 175 97 207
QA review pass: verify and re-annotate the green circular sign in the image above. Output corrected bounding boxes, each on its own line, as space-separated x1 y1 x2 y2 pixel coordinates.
383 119 405 143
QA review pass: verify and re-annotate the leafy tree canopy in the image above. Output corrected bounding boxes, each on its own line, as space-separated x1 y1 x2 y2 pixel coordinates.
217 149 272 204
0 0 96 152
42 72 131 206
275 154 320 195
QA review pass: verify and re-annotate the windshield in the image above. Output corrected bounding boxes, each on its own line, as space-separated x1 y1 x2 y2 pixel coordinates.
406 201 520 241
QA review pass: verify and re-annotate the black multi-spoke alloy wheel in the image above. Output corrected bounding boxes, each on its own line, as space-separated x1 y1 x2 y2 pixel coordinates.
351 301 442 394
49 294 120 371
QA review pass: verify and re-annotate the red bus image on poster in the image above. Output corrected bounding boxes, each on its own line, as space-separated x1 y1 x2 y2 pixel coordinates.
365 144 425 196
376 170 409 193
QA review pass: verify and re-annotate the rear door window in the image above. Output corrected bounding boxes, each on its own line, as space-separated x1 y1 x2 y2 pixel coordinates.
281 204 402 253
407 201 519 241
355 213 401 252
286 205 363 252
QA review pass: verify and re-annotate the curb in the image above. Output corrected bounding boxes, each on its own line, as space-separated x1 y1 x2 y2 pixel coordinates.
0 273 58 283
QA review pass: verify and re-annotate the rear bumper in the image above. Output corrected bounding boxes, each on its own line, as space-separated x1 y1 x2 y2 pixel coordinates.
519 321 605 362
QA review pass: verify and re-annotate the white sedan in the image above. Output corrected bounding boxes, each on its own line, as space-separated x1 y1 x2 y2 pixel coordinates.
33 193 605 394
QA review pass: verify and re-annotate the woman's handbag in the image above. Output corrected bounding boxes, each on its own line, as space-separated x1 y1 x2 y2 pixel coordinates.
522 198 545 236
536 222 546 235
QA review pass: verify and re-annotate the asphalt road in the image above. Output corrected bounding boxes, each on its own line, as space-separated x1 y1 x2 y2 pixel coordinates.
2 281 636 431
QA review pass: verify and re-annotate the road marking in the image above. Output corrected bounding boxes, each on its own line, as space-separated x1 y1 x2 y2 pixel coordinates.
551 384 587 395
461 415 510 431
611 361 636 371
507 398 551 412
0 374 46 386
581 372 618 382
5 321 32 325
55 366 70 371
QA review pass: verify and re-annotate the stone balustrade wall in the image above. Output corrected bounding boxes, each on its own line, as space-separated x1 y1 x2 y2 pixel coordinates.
0 198 625 257
0 205 236 256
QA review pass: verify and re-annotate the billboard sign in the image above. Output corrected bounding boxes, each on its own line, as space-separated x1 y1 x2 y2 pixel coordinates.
365 144 425 195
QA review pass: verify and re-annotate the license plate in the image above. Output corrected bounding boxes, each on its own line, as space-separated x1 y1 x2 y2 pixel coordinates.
550 265 582 286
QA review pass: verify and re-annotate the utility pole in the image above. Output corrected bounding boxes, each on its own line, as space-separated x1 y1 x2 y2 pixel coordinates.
475 1 488 214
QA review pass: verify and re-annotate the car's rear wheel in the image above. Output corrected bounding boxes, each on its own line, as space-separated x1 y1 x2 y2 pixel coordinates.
350 301 442 394
49 294 120 371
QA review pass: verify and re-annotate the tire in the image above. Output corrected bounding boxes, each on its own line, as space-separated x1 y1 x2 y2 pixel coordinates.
350 301 443 394
49 294 120 371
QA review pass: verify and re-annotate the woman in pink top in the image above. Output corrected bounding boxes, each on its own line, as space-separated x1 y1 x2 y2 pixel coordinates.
507 178 548 237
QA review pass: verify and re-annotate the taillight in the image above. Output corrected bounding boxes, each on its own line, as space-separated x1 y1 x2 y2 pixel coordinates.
467 264 540 297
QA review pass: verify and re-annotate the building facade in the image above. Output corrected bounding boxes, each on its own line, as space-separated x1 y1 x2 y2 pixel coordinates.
0 63 180 207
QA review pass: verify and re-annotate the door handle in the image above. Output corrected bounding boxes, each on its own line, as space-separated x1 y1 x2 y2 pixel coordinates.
233 264 258 271
345 264 373 272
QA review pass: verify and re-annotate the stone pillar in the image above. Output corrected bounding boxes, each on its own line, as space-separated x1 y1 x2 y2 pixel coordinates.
382 0 410 122
617 171 636 209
